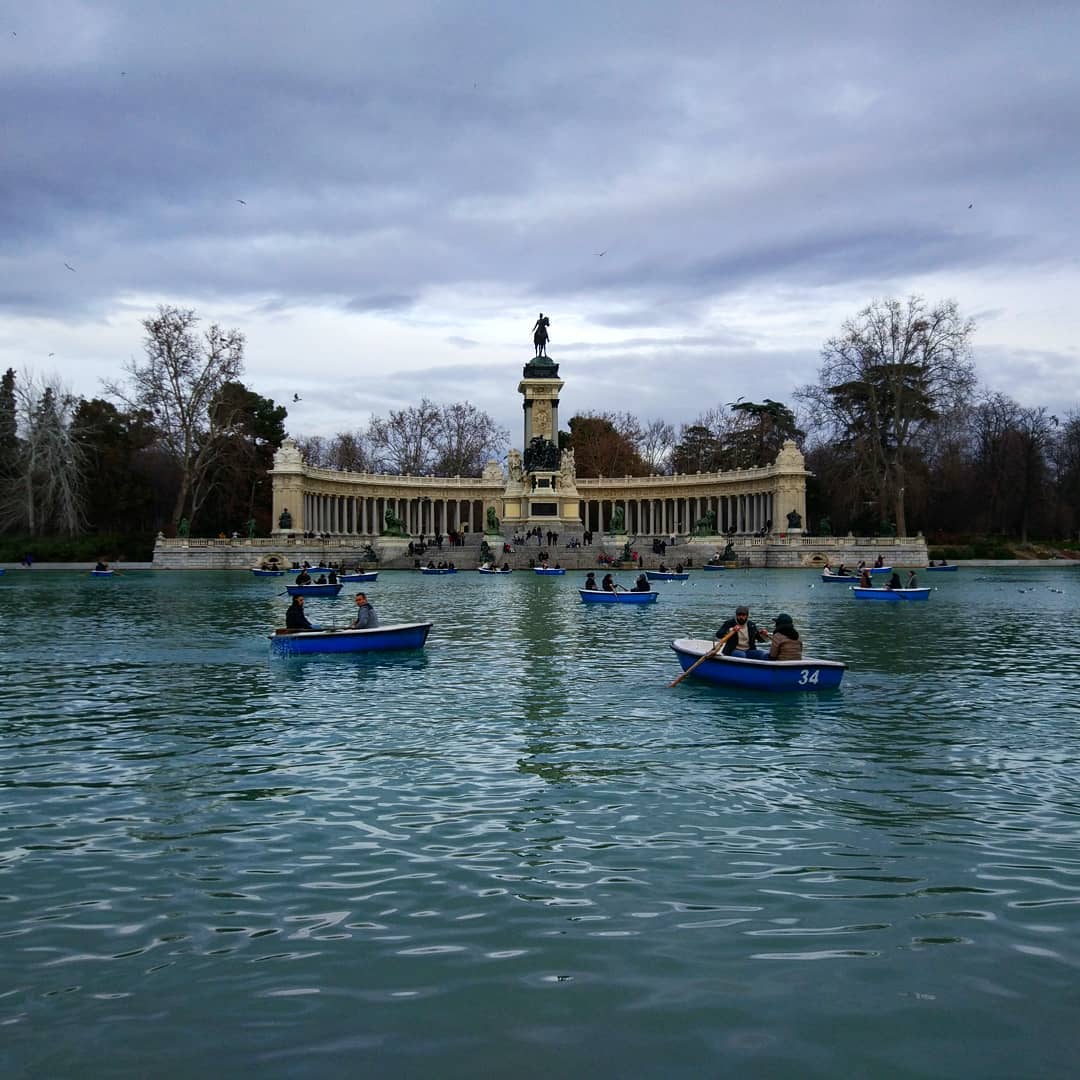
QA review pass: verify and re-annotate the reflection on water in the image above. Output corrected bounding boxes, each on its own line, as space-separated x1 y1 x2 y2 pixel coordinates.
1 567 1079 1077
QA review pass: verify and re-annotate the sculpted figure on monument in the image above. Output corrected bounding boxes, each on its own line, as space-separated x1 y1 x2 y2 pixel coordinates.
559 448 576 483
786 508 802 530
523 436 559 472
532 312 551 357
278 508 292 530
507 448 523 482
383 508 407 536
694 509 717 535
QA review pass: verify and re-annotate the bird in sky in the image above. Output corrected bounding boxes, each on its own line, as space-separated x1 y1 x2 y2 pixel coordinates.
593 249 607 256
292 393 301 402
237 199 247 205
48 352 55 357
64 262 76 272
968 203 973 209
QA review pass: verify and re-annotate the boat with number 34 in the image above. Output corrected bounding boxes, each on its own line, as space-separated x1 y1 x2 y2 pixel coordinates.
670 638 845 691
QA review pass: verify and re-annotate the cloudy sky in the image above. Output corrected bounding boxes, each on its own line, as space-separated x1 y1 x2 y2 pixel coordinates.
3 1 1078 446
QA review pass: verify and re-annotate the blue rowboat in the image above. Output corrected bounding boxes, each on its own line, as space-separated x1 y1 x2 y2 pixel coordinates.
270 621 433 655
646 571 689 581
851 586 931 602
534 567 566 575
340 571 378 582
302 566 334 575
868 565 892 575
820 571 858 583
579 589 658 604
285 583 343 597
671 637 845 691
251 567 286 577
421 567 457 575
90 569 115 577
702 563 727 571
477 567 512 574
925 564 958 572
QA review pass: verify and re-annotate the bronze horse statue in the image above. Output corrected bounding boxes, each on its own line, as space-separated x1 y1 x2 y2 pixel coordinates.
532 313 550 357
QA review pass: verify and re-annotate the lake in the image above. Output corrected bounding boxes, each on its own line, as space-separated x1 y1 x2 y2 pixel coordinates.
2 566 1078 1078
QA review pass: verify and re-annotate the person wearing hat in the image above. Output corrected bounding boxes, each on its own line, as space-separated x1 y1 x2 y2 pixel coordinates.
350 592 379 629
716 605 768 658
767 613 803 661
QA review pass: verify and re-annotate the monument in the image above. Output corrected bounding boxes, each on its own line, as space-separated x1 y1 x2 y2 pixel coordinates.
497 315 583 537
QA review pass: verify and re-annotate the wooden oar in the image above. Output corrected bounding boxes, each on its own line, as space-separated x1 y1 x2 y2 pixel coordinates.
668 629 736 688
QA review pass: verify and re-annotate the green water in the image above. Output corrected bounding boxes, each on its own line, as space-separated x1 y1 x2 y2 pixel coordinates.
1 567 1078 1078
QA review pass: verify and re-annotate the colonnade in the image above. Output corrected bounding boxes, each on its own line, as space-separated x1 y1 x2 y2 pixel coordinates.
301 492 488 537
578 491 776 536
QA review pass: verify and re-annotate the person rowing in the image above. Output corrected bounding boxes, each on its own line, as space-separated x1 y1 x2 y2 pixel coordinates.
716 605 769 658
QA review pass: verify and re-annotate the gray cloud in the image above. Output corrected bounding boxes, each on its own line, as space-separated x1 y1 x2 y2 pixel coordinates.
2 1 1079 435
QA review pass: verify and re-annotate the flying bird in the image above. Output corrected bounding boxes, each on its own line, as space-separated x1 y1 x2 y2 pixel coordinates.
237 199 247 205
968 203 973 209
64 262 76 272
593 249 607 256
292 394 301 402
48 352 55 357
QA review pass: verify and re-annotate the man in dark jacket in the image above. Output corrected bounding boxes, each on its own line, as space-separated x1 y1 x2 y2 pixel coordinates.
285 596 314 631
717 605 768 658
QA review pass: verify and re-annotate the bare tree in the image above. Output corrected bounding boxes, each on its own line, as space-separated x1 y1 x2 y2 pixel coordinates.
367 399 441 474
433 401 508 476
106 306 245 530
798 296 976 536
0 372 87 535
636 418 676 474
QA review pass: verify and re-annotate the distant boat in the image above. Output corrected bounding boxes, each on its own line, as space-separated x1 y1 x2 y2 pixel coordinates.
90 569 115 577
533 567 566 575
925 564 958 572
270 621 432 655
671 638 845 691
646 570 689 581
852 586 931 602
251 567 286 577
301 566 334 575
285 583 343 597
579 589 658 604
868 565 892 575
340 571 378 582
820 570 859 583
421 567 457 575
477 567 512 575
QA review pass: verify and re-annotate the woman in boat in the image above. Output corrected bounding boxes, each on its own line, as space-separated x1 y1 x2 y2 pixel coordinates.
327 569 338 584
767 613 803 661
906 570 918 588
295 568 312 585
859 566 872 588
874 554 885 568
602 573 616 592
585 572 598 591
632 573 650 592
886 572 902 590
94 560 109 572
